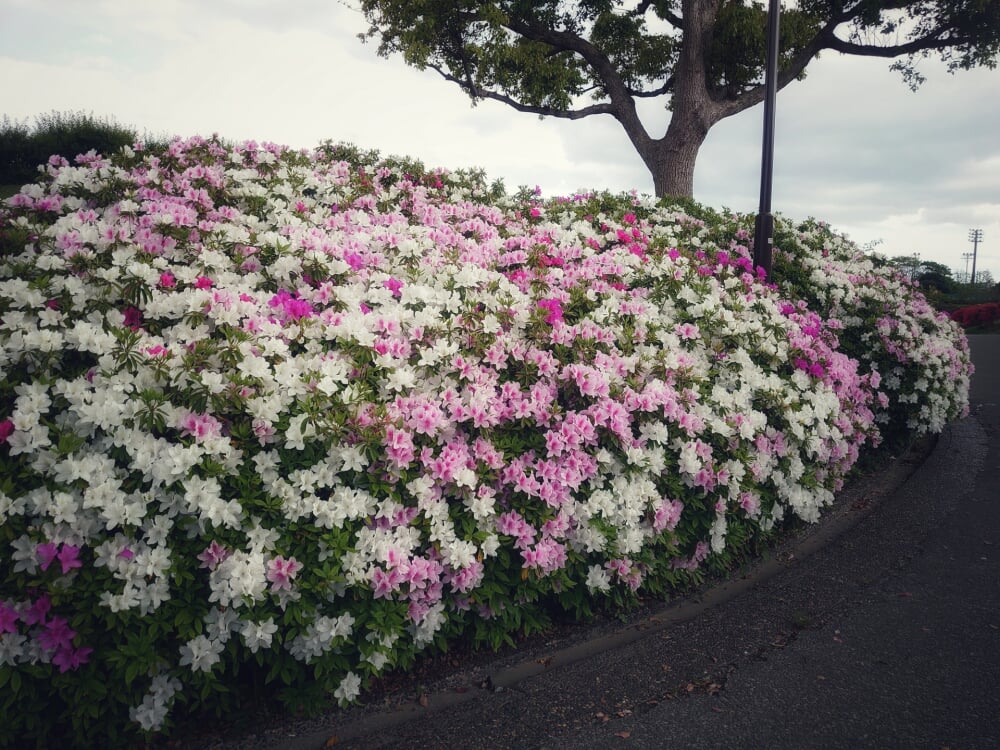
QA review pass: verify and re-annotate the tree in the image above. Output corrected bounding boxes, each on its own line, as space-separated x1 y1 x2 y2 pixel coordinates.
974 269 995 287
358 1 1000 197
916 260 955 294
885 255 955 288
886 253 924 280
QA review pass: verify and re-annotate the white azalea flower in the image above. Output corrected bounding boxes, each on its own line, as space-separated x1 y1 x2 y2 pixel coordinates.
179 635 224 673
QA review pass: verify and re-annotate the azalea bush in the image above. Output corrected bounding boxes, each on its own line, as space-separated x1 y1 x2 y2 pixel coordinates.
0 136 971 747
665 207 974 442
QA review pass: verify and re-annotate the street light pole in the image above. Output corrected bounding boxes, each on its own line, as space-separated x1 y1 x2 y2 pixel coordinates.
753 0 781 279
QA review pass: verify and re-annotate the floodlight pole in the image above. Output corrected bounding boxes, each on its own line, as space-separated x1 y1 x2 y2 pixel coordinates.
968 228 983 285
753 0 781 279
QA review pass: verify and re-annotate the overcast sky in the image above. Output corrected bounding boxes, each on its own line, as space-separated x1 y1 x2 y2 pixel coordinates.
2 0 998 278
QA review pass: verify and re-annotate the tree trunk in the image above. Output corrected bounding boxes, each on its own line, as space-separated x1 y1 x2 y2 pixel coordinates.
640 115 711 198
637 0 721 199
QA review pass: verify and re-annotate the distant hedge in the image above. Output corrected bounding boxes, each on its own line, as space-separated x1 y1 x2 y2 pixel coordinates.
1 111 144 186
950 301 1000 330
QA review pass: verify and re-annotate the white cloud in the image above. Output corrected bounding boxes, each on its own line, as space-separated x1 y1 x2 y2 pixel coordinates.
1 0 997 277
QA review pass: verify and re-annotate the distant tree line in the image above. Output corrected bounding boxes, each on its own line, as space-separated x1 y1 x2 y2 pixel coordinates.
880 253 999 310
883 254 994 289
0 111 150 186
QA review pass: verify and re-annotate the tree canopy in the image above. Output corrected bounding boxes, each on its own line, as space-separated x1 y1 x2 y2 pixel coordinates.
358 0 1000 197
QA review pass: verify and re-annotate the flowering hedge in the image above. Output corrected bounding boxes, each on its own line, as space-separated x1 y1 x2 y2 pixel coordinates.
949 301 1000 331
0 137 971 747
669 207 973 441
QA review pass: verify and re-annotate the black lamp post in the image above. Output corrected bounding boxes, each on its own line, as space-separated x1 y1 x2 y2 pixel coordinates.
753 0 781 278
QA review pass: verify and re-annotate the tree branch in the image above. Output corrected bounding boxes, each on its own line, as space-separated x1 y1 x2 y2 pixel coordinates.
499 15 654 149
628 76 676 97
426 63 616 120
714 16 832 119
714 12 961 120
822 31 964 58
631 0 683 29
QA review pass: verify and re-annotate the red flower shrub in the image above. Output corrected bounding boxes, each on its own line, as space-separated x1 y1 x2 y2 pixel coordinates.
949 302 1000 328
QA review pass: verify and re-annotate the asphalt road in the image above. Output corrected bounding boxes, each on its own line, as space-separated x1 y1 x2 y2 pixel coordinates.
184 336 1000 750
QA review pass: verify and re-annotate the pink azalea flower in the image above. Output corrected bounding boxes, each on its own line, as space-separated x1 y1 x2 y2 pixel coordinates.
197 541 231 570
537 298 563 324
739 492 760 516
22 596 51 626
448 561 484 593
266 555 303 591
383 277 404 298
36 542 59 571
675 322 700 340
52 645 92 673
0 601 19 634
194 275 214 289
268 290 316 321
180 411 223 442
371 567 404 599
653 498 684 533
122 307 143 330
57 544 82 575
384 425 416 468
38 615 76 653
344 251 365 270
252 418 277 445
0 419 13 444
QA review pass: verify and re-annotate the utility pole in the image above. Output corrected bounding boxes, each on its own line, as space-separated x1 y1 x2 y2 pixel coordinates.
753 0 781 279
962 251 974 282
968 229 983 285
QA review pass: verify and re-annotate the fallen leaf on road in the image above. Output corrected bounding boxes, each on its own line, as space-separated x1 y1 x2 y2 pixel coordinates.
614 731 631 739
324 737 340 748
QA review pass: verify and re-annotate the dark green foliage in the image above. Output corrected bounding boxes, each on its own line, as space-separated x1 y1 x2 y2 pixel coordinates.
0 111 145 186
0 116 32 186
